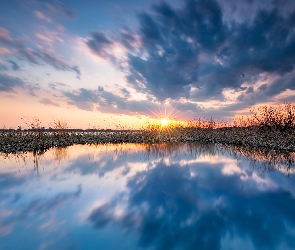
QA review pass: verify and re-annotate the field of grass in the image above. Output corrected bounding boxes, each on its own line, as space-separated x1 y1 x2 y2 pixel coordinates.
1 103 295 154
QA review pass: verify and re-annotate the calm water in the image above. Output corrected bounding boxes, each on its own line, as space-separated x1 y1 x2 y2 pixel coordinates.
0 143 295 250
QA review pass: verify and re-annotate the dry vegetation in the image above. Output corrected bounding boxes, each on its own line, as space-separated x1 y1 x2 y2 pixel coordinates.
0 103 295 154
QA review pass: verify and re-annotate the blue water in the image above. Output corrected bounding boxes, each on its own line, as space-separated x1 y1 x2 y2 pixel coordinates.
0 143 294 250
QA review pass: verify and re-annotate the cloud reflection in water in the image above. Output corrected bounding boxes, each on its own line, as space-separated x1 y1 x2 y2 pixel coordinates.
88 159 295 250
0 143 294 250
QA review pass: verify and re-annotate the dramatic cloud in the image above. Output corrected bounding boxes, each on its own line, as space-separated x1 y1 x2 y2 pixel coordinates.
217 0 295 24
86 0 295 105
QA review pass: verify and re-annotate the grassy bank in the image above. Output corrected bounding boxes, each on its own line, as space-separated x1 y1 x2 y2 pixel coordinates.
1 103 295 154
1 126 294 154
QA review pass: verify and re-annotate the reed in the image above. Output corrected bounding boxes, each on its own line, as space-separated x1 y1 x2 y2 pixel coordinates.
0 103 294 153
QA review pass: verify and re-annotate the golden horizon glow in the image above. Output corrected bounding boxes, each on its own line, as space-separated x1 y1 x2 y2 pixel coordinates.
146 103 185 129
160 118 170 127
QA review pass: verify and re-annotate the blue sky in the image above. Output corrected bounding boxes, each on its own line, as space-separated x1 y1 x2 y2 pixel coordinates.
1 0 295 128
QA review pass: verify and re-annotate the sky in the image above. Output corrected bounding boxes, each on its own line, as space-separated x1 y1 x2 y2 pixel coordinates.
0 0 295 129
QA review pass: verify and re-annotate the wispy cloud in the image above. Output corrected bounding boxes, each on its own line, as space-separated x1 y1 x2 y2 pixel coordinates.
0 61 8 71
87 31 114 60
34 10 52 23
0 27 81 79
8 60 21 71
35 27 64 45
0 72 41 96
0 73 25 92
0 47 10 56
40 97 60 107
45 0 76 19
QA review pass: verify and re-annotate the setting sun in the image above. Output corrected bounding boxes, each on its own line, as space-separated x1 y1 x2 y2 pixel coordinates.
160 119 170 127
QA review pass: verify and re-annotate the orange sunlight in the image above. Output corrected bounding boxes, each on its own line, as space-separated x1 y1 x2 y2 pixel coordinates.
160 118 170 127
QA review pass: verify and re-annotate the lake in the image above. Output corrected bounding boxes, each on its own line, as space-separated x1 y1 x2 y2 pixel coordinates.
0 143 295 250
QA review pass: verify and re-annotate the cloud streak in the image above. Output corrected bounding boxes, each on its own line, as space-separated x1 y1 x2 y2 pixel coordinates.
0 27 81 79
45 0 76 19
0 73 25 92
63 86 202 117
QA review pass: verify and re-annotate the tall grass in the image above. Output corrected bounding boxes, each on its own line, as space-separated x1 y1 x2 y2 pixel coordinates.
249 103 295 131
0 103 295 153
185 103 295 131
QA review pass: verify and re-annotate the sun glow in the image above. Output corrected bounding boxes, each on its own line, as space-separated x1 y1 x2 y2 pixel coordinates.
160 118 170 127
145 103 188 130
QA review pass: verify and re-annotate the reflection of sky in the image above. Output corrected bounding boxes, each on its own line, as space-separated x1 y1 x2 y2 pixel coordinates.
0 144 295 250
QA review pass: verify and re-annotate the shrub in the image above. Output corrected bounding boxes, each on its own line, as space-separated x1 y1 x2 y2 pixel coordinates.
250 103 295 131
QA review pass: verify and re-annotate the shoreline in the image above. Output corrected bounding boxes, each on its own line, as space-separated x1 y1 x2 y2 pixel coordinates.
1 127 295 154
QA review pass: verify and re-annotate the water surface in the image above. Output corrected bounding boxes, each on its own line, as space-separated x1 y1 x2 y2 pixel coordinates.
0 143 295 250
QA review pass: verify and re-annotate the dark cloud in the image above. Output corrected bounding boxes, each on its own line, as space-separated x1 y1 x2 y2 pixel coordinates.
264 73 295 97
0 27 21 48
8 60 20 71
88 0 227 101
119 28 137 50
0 27 81 79
71 65 81 80
86 0 295 105
280 94 295 103
88 161 295 250
119 86 131 98
87 31 115 62
0 73 25 92
217 0 295 24
236 71 295 106
228 9 295 75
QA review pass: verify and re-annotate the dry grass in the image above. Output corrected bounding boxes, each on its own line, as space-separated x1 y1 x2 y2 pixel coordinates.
1 103 295 153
